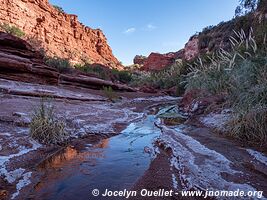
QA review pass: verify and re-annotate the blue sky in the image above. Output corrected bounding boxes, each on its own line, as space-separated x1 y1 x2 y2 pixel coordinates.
49 0 239 65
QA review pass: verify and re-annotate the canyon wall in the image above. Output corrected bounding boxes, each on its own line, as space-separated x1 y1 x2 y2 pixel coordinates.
0 0 123 69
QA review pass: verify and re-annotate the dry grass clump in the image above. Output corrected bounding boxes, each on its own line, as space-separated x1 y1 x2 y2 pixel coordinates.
30 99 69 144
185 28 267 144
229 108 267 144
102 86 119 102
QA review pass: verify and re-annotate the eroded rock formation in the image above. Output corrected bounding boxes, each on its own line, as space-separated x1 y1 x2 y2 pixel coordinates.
0 32 135 92
0 0 123 69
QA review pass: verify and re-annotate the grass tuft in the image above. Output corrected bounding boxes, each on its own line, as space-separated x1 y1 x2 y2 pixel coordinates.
102 86 118 102
30 99 69 145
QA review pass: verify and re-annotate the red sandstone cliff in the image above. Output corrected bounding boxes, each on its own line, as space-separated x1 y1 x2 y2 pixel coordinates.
134 50 184 71
0 0 123 70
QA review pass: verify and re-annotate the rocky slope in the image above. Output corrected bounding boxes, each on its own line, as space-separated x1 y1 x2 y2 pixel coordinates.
0 0 122 69
134 7 267 71
133 40 193 71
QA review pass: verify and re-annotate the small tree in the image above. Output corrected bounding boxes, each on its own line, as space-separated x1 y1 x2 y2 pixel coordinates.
53 5 65 13
235 0 259 16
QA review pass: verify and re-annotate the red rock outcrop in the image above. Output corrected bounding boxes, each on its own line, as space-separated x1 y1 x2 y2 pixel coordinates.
0 0 123 70
133 55 147 66
0 32 135 92
142 53 175 71
133 49 185 71
132 36 199 71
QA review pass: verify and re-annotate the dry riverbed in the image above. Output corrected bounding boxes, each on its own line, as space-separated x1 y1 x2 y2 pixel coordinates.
0 78 267 200
0 78 178 199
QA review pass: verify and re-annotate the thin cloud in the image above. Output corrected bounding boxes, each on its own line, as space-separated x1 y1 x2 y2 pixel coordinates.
123 27 136 34
146 24 157 30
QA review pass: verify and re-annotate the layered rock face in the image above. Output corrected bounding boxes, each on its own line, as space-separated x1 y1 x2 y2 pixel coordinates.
0 32 135 91
0 31 59 85
0 0 122 69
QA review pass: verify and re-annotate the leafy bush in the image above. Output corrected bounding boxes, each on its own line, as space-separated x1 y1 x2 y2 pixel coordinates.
53 5 65 13
102 86 118 102
30 99 69 144
198 34 212 50
0 23 25 38
185 29 259 93
45 57 71 73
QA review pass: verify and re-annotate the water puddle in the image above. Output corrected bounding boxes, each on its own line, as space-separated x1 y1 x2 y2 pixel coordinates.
32 115 162 200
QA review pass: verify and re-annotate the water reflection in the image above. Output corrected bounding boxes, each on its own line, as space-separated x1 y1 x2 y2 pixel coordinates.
32 113 162 200
39 139 110 170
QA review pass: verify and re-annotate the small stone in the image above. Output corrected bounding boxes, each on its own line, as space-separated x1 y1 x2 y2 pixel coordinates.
0 190 8 197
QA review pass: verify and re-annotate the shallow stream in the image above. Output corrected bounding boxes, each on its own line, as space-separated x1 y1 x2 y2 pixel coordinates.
32 106 171 200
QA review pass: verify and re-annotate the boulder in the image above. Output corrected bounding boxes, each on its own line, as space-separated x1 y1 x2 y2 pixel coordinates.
180 89 225 114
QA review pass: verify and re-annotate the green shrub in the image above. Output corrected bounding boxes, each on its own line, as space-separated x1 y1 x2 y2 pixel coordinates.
76 64 109 80
76 63 132 83
30 99 69 145
185 29 260 94
45 57 71 73
198 34 212 50
53 5 65 13
0 23 25 38
111 69 132 84
102 86 118 102
228 55 267 144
